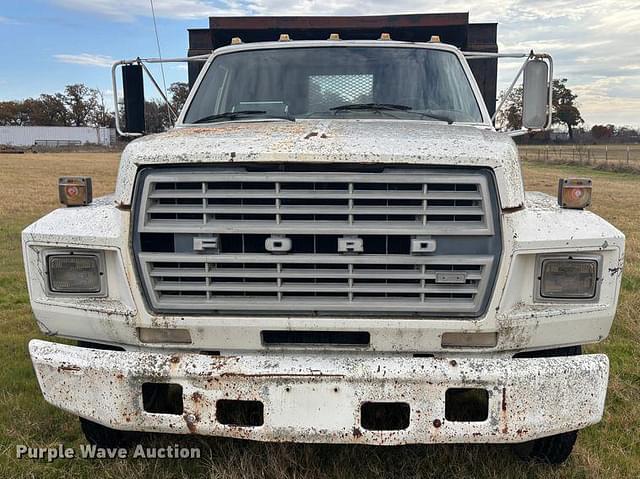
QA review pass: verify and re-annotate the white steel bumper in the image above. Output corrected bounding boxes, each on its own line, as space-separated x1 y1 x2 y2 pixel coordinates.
29 339 609 445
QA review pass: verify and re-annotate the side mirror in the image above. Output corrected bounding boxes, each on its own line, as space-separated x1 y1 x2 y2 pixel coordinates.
522 58 551 130
122 64 145 134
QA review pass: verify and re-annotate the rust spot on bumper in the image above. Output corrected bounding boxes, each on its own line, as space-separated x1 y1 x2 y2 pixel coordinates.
219 372 345 379
58 365 81 372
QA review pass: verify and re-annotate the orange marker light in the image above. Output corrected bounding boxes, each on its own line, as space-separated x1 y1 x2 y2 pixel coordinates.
59 177 92 206
558 178 592 209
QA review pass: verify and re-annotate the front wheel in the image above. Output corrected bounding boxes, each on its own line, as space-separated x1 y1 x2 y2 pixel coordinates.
79 417 142 448
513 430 578 464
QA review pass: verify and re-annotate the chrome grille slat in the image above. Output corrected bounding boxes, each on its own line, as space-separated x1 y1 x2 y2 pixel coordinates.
146 205 485 216
148 268 483 280
153 282 479 293
139 171 493 236
139 222 482 235
140 252 492 265
134 167 500 316
149 190 484 200
150 298 481 313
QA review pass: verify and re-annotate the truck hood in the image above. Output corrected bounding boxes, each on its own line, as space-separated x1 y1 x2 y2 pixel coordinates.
115 119 523 208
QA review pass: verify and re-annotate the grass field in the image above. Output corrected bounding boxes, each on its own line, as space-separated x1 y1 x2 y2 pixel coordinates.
0 152 638 478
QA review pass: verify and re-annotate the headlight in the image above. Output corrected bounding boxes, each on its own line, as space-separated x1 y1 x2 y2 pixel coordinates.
537 255 600 300
45 251 106 295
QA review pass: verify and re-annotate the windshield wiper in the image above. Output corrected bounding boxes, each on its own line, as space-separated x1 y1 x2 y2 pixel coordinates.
191 110 295 124
330 103 412 112
329 103 454 124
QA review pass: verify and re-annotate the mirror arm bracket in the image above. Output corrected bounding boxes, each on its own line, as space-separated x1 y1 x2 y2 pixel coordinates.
111 55 210 138
487 51 553 134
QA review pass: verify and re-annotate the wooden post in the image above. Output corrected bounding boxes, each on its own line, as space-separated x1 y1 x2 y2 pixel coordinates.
605 145 608 162
627 146 631 165
587 146 591 164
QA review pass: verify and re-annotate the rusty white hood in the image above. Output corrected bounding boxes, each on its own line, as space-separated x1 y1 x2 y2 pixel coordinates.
115 119 523 208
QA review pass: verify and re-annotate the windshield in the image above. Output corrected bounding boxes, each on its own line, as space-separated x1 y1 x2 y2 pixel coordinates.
183 47 484 124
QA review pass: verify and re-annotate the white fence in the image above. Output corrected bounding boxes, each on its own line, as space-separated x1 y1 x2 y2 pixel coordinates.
0 126 115 147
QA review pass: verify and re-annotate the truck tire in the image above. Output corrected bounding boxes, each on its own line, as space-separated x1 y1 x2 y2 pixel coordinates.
513 430 578 464
79 417 141 448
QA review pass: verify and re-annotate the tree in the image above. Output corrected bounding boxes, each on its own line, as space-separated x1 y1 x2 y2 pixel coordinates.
144 100 170 133
496 86 523 130
91 89 114 127
552 79 583 141
591 124 614 140
169 82 189 116
496 78 584 141
0 101 25 125
63 84 99 126
30 94 69 126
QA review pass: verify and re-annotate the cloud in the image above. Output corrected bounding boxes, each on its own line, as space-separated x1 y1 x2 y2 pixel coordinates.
0 16 22 25
53 53 115 68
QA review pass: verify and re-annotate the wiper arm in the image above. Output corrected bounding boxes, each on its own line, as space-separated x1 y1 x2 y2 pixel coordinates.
330 103 412 112
410 111 455 124
191 110 295 124
329 103 454 124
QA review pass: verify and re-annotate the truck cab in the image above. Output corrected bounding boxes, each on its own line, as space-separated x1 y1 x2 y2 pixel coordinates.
24 35 625 464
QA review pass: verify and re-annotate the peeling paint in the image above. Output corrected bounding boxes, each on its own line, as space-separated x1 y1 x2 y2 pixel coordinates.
29 339 610 445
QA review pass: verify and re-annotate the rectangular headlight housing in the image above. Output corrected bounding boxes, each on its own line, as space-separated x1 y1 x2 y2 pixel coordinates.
45 251 106 295
537 255 600 301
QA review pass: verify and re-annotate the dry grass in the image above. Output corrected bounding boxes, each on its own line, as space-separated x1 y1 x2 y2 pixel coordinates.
0 152 638 478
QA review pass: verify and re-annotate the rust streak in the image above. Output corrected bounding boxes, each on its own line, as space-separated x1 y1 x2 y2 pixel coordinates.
219 372 345 379
501 387 507 411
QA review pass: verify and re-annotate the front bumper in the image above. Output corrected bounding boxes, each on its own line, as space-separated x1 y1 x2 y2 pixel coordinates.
29 339 609 445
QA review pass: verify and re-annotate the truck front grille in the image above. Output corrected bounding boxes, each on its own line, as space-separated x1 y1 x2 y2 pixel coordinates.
133 165 501 317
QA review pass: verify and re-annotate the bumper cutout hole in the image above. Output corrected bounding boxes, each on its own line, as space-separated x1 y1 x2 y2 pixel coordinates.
142 383 183 415
262 330 370 346
445 388 488 422
216 400 264 427
361 402 410 430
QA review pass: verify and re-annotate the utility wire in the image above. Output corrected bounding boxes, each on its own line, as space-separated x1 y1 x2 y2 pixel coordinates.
149 0 172 124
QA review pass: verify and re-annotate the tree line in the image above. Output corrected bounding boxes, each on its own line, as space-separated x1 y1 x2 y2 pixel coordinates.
0 82 190 132
497 78 639 143
0 84 113 127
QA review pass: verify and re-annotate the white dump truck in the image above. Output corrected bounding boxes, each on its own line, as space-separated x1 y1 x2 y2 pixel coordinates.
23 30 624 465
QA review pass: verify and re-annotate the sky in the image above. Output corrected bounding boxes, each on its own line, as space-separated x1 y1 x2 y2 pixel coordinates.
0 0 639 127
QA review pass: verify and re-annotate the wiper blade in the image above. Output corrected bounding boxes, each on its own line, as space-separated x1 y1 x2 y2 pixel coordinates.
330 103 412 112
192 110 266 123
191 110 295 124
